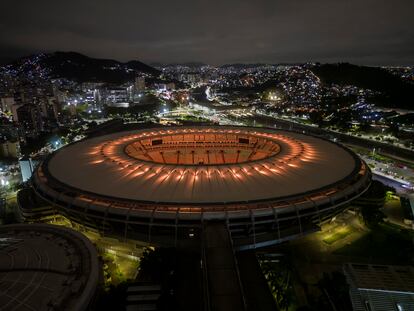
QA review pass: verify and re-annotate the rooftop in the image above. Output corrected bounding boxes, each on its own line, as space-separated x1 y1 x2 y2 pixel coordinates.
45 126 360 204
0 224 100 311
345 263 414 294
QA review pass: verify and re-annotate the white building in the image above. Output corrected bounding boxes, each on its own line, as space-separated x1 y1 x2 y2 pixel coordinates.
19 157 40 182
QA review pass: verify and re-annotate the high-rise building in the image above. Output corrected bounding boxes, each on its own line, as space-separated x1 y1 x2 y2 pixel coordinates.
0 97 15 112
0 139 20 158
135 76 145 91
19 156 40 182
14 104 43 135
105 87 129 104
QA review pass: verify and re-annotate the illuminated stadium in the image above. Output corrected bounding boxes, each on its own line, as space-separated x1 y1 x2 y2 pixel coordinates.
32 126 371 248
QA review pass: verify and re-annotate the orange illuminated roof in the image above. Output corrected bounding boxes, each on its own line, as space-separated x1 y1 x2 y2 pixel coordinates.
46 126 358 204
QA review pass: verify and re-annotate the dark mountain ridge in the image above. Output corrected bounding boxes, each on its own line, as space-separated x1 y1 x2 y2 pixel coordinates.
311 63 414 109
3 51 159 83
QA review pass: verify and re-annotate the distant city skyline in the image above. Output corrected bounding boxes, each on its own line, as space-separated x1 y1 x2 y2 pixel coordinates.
0 0 413 66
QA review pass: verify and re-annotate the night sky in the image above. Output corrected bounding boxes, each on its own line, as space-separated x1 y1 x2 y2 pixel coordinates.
0 0 413 65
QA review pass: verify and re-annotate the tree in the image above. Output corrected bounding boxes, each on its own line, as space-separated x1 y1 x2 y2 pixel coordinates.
388 123 400 137
336 112 352 131
360 204 385 228
357 180 386 228
138 247 177 283
88 121 98 129
318 271 352 311
260 257 294 311
309 111 324 127
359 121 371 133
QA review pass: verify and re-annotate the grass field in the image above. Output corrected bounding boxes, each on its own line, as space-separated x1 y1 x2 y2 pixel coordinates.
322 226 353 245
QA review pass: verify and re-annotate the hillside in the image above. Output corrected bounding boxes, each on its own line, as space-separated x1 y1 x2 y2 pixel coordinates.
3 51 159 83
311 63 414 109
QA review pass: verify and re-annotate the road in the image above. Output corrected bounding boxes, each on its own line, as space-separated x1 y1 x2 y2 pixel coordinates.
362 155 414 187
372 174 411 194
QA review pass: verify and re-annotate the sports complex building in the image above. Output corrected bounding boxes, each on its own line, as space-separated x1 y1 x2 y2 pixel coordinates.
32 126 371 249
0 224 100 311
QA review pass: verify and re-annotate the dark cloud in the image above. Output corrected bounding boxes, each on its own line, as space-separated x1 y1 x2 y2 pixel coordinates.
0 0 413 65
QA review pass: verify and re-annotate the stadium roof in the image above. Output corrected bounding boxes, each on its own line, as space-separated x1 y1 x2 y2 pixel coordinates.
45 126 359 204
0 224 100 311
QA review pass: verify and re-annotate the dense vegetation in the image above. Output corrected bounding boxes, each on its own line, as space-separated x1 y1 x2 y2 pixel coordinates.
312 63 414 109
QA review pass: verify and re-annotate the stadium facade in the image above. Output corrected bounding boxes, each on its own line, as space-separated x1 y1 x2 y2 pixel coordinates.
32 126 371 248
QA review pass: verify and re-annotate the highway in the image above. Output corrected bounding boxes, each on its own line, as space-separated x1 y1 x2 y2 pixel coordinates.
372 174 413 195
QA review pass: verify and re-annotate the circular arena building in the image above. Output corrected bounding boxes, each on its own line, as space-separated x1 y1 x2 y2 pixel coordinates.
0 224 100 311
32 126 371 249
